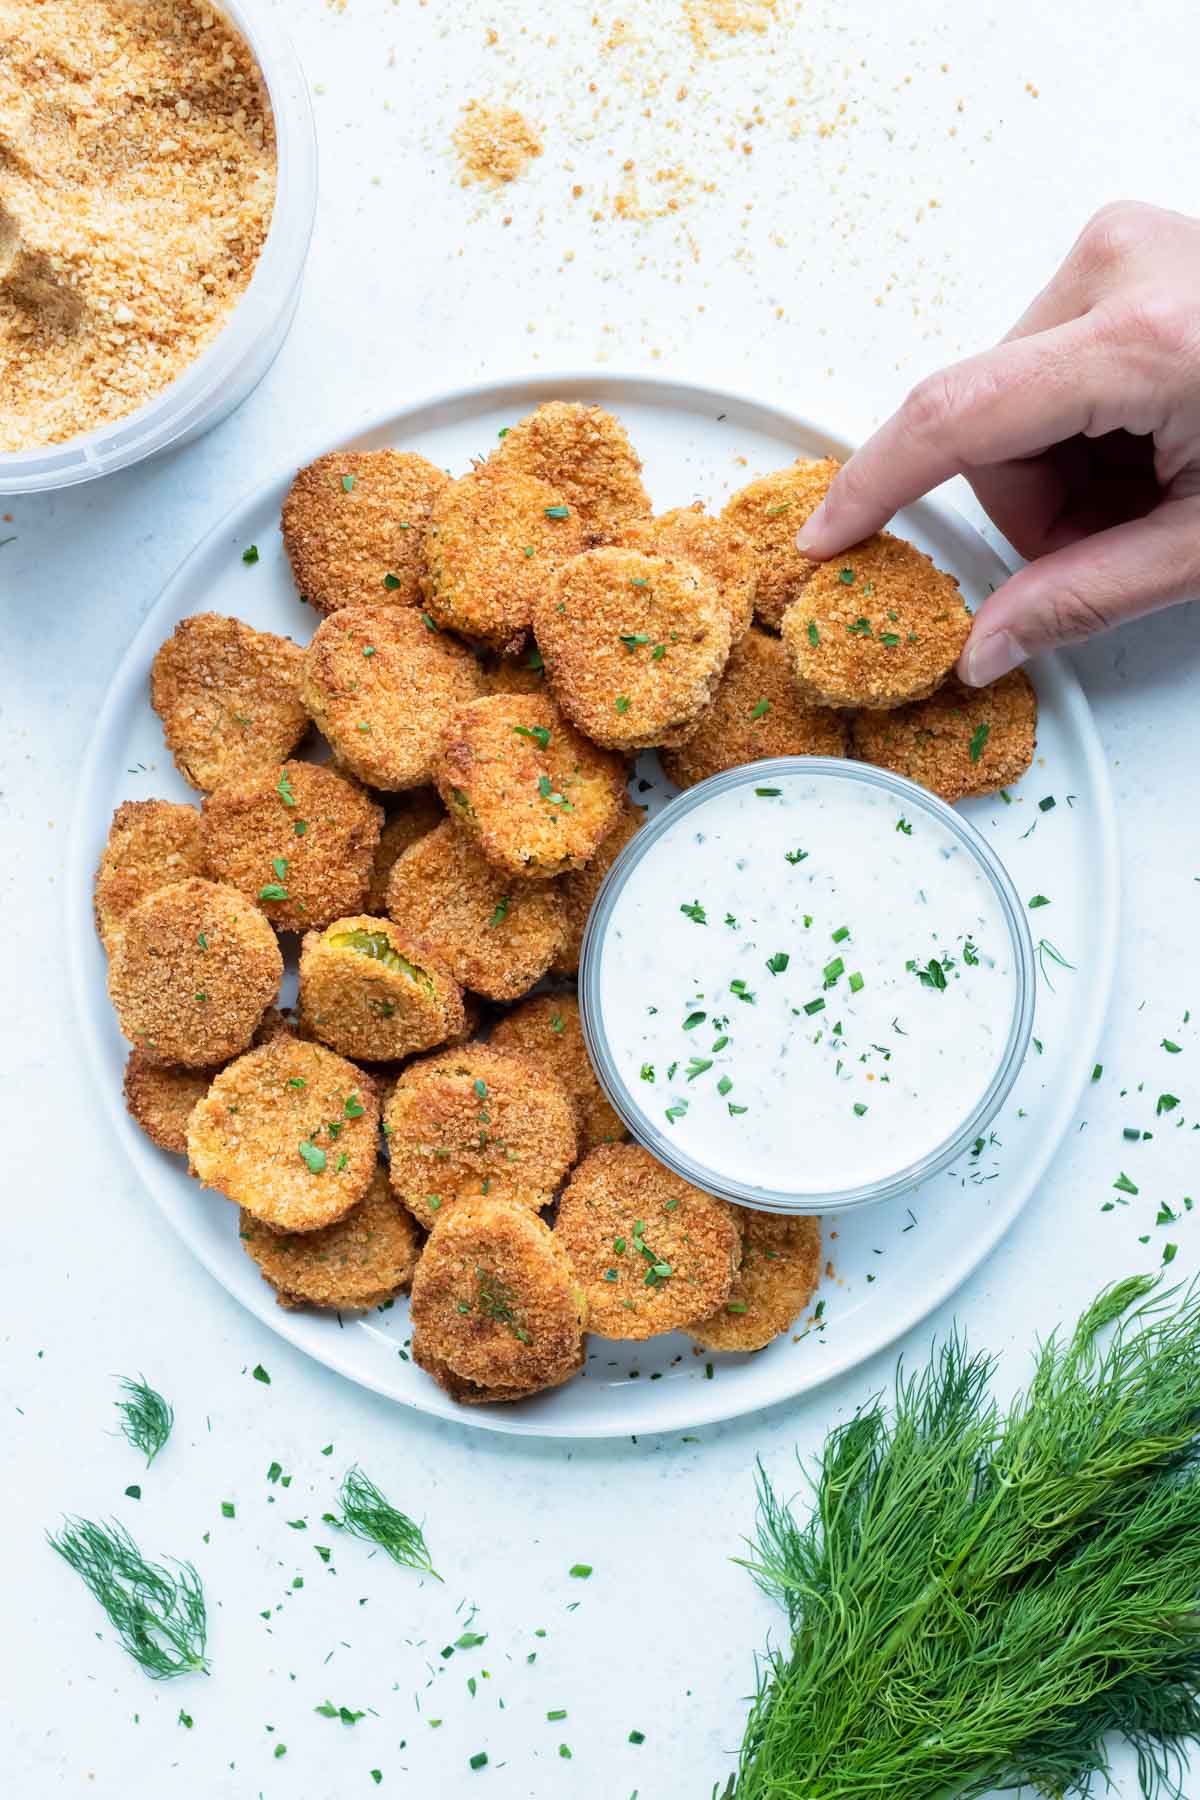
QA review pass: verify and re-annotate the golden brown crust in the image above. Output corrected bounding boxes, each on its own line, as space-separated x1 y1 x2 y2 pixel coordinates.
554 1144 742 1341
410 1197 587 1393
660 628 848 789
720 458 840 631
150 613 308 792
421 462 585 651
385 820 567 1001
851 671 1038 801
490 993 625 1155
94 799 207 956
187 1037 380 1232
280 450 450 615
414 1342 585 1405
781 533 972 710
107 877 282 1067
298 915 466 1063
433 694 626 880
201 759 383 933
301 606 482 791
123 1052 217 1153
239 1164 422 1311
534 547 732 751
384 1043 577 1230
550 795 645 977
364 791 445 913
621 503 755 643
493 401 651 542
686 1210 822 1351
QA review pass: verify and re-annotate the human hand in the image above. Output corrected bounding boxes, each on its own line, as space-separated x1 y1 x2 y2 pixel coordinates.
795 201 1200 685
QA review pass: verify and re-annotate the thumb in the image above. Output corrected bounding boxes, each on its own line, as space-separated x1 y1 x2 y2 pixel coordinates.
959 496 1200 685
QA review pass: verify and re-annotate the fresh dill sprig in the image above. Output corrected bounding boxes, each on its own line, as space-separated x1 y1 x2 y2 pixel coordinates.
114 1375 174 1467
48 1517 209 1679
337 1466 441 1580
727 1275 1200 1800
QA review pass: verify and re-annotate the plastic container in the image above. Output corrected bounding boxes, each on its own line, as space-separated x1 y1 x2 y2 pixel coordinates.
579 758 1037 1216
0 0 317 495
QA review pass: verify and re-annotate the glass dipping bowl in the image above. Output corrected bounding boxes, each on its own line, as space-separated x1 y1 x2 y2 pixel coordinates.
579 758 1036 1216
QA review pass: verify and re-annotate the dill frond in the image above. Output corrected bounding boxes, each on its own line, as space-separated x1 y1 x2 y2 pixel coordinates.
729 1275 1200 1800
337 1466 441 1581
114 1375 174 1467
48 1517 208 1680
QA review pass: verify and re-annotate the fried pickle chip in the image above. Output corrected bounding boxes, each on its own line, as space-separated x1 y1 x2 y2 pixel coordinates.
239 1163 422 1311
554 1144 742 1340
108 877 282 1067
622 503 754 643
298 915 465 1062
201 759 383 933
720 457 840 631
410 1197 587 1394
301 605 482 791
187 1037 380 1232
660 628 848 789
490 994 625 1154
94 799 207 956
123 1051 217 1154
422 462 585 651
150 613 308 792
433 694 626 880
386 821 567 1001
550 794 645 977
364 790 445 913
384 1043 577 1230
414 1343 585 1406
493 401 651 542
850 670 1038 802
534 547 732 751
281 449 450 614
686 1211 822 1351
782 533 972 710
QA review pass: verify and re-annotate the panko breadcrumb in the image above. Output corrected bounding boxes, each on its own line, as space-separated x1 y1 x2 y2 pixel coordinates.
622 503 754 642
386 821 567 1001
301 605 482 791
534 547 731 751
188 1037 380 1232
384 1044 577 1230
493 402 651 542
240 1164 422 1312
490 994 625 1154
201 759 383 933
94 799 206 955
411 1198 586 1398
661 628 848 789
298 915 465 1063
364 790 445 913
433 694 626 879
422 462 585 651
150 613 308 792
686 1211 822 1352
123 1051 217 1154
851 670 1038 801
554 1144 742 1341
551 795 645 977
281 450 450 614
721 458 840 631
782 533 972 710
107 877 281 1067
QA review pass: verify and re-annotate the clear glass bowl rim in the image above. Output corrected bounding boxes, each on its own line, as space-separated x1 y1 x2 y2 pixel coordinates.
578 756 1037 1216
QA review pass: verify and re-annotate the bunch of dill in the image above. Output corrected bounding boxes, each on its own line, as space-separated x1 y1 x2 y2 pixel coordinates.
338 1465 441 1580
727 1275 1200 1800
48 1517 208 1680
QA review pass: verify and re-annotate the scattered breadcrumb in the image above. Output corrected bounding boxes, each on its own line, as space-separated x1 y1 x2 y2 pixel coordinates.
452 101 543 187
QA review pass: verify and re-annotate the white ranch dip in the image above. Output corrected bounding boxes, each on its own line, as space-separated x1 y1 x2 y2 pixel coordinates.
591 767 1021 1200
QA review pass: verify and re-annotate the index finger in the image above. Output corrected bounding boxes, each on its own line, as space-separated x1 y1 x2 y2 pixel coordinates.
796 317 1110 558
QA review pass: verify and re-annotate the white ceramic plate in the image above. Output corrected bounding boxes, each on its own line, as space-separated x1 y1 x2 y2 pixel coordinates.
67 373 1119 1438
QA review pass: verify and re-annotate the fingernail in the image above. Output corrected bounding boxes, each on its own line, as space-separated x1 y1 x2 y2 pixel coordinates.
963 630 1024 688
795 502 828 554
